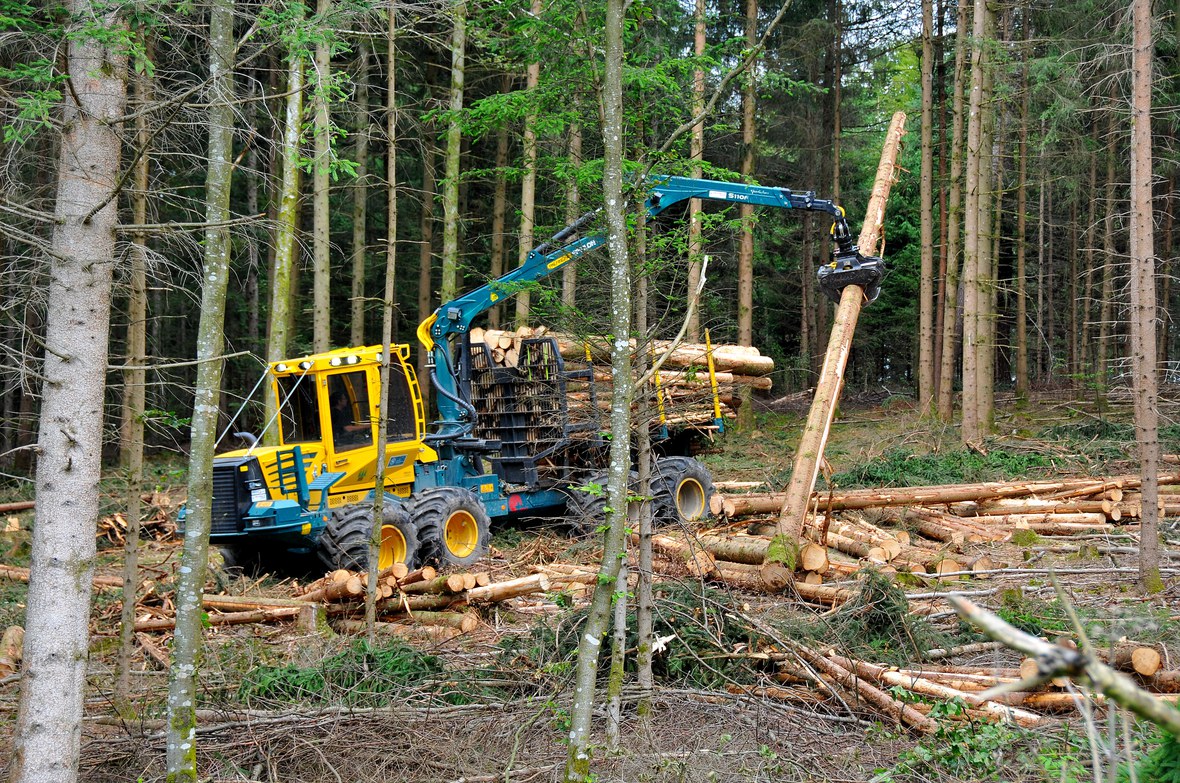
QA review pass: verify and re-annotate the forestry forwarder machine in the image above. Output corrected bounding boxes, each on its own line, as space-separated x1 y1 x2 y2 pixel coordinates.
191 176 883 573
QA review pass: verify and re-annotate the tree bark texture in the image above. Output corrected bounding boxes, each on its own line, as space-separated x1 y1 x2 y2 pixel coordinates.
265 34 304 438
1014 18 1029 397
350 42 370 347
166 0 235 778
736 0 758 346
440 0 466 304
937 0 968 421
565 0 632 776
918 0 935 414
12 7 127 782
1129 0 1161 591
686 0 706 343
312 0 332 353
515 0 542 326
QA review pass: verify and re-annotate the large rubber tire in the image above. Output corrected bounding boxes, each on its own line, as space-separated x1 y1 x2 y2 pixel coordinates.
562 471 640 537
409 487 492 567
316 502 419 571
652 456 714 527
562 471 610 537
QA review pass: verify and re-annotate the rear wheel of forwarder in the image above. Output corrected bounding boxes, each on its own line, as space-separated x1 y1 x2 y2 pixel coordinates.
410 487 491 568
562 470 639 537
316 502 419 571
652 456 714 527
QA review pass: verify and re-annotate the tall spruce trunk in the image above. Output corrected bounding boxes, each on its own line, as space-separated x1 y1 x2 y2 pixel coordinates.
735 0 758 346
488 98 508 327
350 42 370 347
1098 107 1116 403
1129 0 1161 591
166 0 235 778
117 54 151 711
960 0 988 443
417 135 436 378
439 0 466 304
686 0 706 343
515 0 542 325
937 0 968 421
11 6 127 781
563 120 583 309
918 0 935 413
312 0 332 353
1014 18 1029 398
564 0 632 775
265 35 304 437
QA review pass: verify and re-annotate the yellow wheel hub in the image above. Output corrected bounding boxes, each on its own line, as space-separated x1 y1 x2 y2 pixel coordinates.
676 478 706 521
378 523 408 569
444 510 479 559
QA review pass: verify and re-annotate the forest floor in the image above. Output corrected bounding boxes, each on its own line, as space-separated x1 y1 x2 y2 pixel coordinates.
2 388 1180 782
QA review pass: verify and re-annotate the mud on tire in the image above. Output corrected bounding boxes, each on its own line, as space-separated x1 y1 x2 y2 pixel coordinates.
316 501 419 571
409 487 492 567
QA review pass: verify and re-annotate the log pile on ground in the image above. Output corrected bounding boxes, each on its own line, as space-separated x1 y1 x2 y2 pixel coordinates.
693 471 1180 590
131 564 551 646
467 325 775 429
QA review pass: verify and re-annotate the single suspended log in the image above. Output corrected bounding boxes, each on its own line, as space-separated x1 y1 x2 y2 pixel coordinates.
0 501 34 513
463 573 551 604
771 112 908 556
135 607 301 632
791 643 936 734
0 625 23 677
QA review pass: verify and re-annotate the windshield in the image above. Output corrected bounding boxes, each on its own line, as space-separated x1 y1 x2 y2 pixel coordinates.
276 374 321 443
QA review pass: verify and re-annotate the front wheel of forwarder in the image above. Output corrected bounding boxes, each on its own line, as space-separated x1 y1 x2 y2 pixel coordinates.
316 502 420 572
410 487 491 568
652 456 714 526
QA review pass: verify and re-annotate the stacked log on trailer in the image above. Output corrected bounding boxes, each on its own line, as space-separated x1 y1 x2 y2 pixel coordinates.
467 325 775 429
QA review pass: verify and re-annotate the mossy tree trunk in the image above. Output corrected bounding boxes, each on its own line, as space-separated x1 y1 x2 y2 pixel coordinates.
166 0 236 778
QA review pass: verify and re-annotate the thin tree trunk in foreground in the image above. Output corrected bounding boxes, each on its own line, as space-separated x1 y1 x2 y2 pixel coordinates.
368 0 399 642
515 0 541 325
768 112 907 566
312 0 332 353
960 0 988 443
1129 0 1161 591
565 0 632 776
350 42 370 347
440 0 466 304
166 0 235 778
12 6 127 781
918 0 934 414
265 36 304 439
117 53 151 712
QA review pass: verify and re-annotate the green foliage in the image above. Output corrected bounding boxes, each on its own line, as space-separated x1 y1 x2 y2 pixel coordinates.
237 639 445 707
828 448 1051 489
1122 730 1180 783
821 569 947 662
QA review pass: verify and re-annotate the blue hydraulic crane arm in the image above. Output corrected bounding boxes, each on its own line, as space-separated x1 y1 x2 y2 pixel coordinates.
416 175 882 442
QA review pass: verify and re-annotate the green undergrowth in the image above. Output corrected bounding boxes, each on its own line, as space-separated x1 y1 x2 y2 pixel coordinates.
994 589 1180 648
827 447 1053 489
237 639 451 708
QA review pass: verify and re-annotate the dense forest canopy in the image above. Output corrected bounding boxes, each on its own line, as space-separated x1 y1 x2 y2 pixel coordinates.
0 0 1175 454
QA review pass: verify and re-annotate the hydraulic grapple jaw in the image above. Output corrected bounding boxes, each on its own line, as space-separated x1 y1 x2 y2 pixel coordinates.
817 246 886 305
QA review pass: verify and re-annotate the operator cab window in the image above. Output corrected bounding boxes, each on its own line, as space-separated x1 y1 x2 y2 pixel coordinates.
386 360 417 441
328 371 373 452
276 374 321 443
